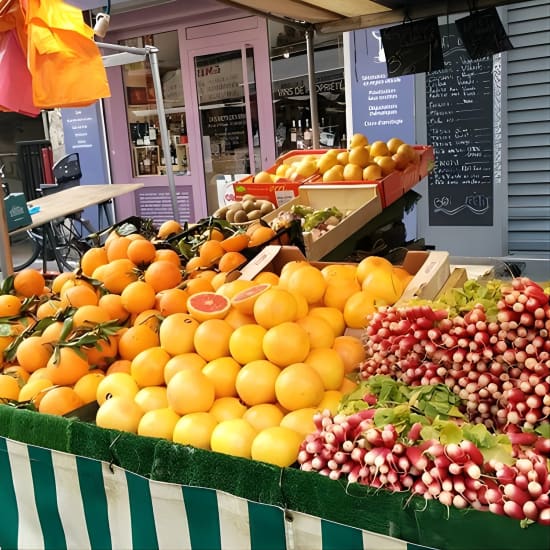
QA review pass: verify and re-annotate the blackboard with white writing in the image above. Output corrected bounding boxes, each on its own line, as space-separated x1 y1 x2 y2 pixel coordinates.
426 23 493 226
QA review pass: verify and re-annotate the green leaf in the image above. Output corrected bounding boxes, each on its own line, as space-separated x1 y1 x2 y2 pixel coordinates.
374 408 395 427
439 422 463 445
535 423 550 439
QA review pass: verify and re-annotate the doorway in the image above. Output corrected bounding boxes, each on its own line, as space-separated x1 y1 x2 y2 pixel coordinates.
185 24 276 216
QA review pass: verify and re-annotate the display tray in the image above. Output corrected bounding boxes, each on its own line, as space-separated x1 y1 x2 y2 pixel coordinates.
0 407 547 550
261 185 383 261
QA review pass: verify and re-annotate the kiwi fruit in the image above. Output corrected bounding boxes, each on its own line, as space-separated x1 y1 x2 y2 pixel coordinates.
234 209 249 223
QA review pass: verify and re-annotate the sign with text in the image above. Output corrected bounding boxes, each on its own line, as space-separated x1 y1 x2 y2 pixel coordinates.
61 103 110 229
426 23 494 226
350 27 415 144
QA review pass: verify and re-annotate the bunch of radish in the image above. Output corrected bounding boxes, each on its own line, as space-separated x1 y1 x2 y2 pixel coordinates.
358 277 550 433
297 409 550 525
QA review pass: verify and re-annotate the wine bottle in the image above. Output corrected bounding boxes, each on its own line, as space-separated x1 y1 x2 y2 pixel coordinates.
303 118 312 149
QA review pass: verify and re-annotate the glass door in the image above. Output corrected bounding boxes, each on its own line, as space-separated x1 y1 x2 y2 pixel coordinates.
193 47 262 215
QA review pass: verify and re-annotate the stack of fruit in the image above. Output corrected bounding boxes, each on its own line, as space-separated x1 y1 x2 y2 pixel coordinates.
0 245 412 466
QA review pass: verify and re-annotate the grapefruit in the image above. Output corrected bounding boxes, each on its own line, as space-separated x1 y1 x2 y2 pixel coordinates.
187 292 231 322
231 283 271 315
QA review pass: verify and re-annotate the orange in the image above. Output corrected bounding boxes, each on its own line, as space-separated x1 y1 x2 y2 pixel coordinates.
235 359 280 406
126 239 157 266
295 315 335 349
154 248 182 266
205 227 225 242
184 277 214 296
172 412 218 450
157 288 189 316
185 256 207 275
343 290 376 329
361 269 404 305
274 363 324 411
280 407 317 437
198 240 224 267
134 385 169 412
355 255 394 285
187 292 230 322
253 287 297 328
247 225 276 248
106 235 131 262
0 374 21 401
349 133 369 148
262 322 310 367
73 371 105 404
39 321 65 343
363 164 382 180
13 269 46 298
369 140 390 157
193 319 233 362
387 137 405 154
51 271 76 294
253 271 279 286
288 290 309 320
392 266 414 288
321 264 357 283
375 155 397 177
157 219 182 239
317 390 343 415
44 346 90 386
224 308 255 330
159 313 199 356
120 280 157 314
317 151 339 174
0 294 22 317
15 335 53 373
131 346 171 387
202 356 241 398
215 279 254 300
98 293 130 324
308 306 346 336
210 418 257 459
344 163 364 183
166 369 216 415
144 260 183 293
38 386 84 416
348 146 371 168
243 403 285 432
332 335 367 374
60 284 98 308
18 378 53 408
339 376 359 394
323 279 361 311
2 365 30 385
132 309 162 331
228 324 267 365
217 251 247 273
251 426 303 467
230 283 271 316
208 396 248 422
220 232 250 252
137 407 180 440
105 359 132 375
36 299 62 320
96 371 139 405
278 260 309 288
72 304 111 328
118 323 160 361
210 271 228 291
95 395 144 433
95 258 139 294
80 247 108 277
164 353 206 384
304 347 345 390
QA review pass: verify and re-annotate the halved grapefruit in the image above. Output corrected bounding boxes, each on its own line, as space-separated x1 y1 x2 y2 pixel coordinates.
231 283 271 315
187 291 231 322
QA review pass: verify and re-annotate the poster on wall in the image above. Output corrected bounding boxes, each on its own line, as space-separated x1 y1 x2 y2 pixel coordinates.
349 27 415 144
426 24 494 227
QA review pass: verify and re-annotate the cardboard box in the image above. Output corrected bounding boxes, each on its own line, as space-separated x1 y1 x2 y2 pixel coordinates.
4 193 31 232
233 176 301 207
396 250 451 304
262 184 383 261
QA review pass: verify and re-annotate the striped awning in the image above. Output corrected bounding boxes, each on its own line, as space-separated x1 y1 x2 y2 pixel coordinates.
0 436 436 550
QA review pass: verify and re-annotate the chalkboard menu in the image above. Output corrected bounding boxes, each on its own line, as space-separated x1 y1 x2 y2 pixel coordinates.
426 23 494 226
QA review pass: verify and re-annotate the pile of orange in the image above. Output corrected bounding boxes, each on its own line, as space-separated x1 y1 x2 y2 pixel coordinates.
0 222 413 468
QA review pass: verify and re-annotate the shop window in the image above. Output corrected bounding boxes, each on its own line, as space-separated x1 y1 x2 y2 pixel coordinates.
269 22 346 155
120 32 189 177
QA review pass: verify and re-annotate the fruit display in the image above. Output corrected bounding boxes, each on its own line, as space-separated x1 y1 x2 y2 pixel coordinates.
266 133 421 185
0 224 549 530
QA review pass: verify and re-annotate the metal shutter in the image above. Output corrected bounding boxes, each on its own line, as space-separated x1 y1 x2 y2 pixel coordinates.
506 0 550 254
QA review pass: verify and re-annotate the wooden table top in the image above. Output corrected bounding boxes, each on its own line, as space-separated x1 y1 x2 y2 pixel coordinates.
10 183 144 235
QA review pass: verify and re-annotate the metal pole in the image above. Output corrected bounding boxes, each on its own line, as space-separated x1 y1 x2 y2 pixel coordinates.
147 46 180 221
305 26 320 149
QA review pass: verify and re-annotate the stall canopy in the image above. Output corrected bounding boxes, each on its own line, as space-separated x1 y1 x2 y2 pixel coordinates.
220 0 520 33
